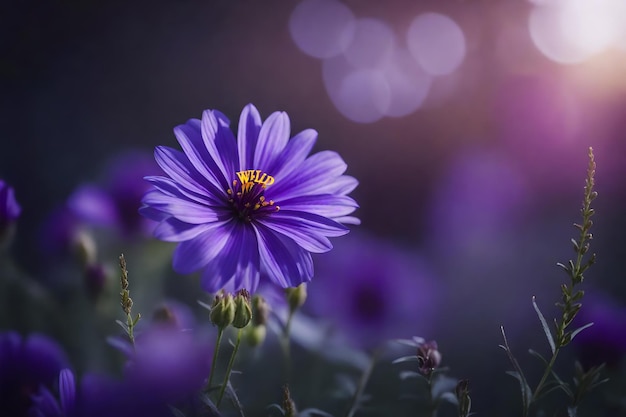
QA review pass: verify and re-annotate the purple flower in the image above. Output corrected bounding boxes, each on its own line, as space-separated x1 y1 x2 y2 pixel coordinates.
67 151 160 237
30 369 76 417
306 233 440 349
101 327 212 417
0 180 21 227
0 332 69 416
140 104 359 292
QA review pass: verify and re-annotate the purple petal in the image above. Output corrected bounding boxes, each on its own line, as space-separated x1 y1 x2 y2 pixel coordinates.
317 175 359 195
268 128 317 181
153 146 226 203
264 210 349 238
257 216 333 253
174 119 228 190
200 223 260 292
141 190 220 224
253 223 314 288
253 112 291 172
30 386 62 417
333 215 361 225
153 217 216 242
279 194 358 218
267 151 347 200
137 205 169 222
201 110 239 184
237 104 262 171
23 334 69 386
173 220 235 273
144 175 223 206
58 369 76 415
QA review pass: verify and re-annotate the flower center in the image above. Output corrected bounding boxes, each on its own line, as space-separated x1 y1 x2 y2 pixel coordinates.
227 170 280 222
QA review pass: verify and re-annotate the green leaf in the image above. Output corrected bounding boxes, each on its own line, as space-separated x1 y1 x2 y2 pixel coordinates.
501 327 531 414
392 355 420 364
532 296 555 354
528 349 548 365
569 322 594 342
266 404 285 417
168 406 187 417
115 320 128 333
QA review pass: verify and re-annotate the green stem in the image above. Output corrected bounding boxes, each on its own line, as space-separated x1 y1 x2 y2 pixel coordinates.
281 310 294 383
345 350 378 417
216 328 243 408
206 328 224 392
531 347 560 406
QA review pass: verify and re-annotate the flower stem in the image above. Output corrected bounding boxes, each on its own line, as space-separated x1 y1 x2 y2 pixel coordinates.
531 348 560 407
281 310 294 383
345 350 378 417
216 328 243 408
206 328 224 392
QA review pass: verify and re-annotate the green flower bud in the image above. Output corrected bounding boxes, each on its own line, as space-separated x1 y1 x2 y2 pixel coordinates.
285 283 307 314
209 291 235 330
232 289 252 329
245 324 267 347
73 229 97 267
251 295 270 326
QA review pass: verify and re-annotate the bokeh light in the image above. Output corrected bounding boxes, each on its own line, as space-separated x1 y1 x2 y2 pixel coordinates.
407 12 466 76
529 0 626 64
342 18 395 69
288 0 356 59
322 55 391 123
379 46 432 117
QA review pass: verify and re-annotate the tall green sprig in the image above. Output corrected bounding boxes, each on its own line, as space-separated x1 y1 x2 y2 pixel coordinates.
117 254 141 348
501 147 602 417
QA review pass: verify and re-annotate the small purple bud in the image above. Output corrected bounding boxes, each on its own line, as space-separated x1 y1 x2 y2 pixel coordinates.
416 340 442 376
0 180 21 248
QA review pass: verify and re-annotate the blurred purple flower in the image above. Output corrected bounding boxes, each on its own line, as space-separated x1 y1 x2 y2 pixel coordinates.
140 104 359 293
0 179 21 228
101 327 212 417
306 233 440 349
68 151 160 237
0 332 69 416
39 152 159 257
427 147 529 255
30 369 76 417
572 292 626 368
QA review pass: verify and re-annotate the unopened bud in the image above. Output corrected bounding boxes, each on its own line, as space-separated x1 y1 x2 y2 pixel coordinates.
245 324 267 347
232 289 252 329
209 291 235 330
285 283 307 314
251 295 270 326
152 305 177 326
416 340 441 376
73 230 97 267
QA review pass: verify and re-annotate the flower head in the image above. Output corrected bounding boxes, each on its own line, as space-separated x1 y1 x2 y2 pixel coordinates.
140 104 359 292
306 233 440 348
0 332 69 416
